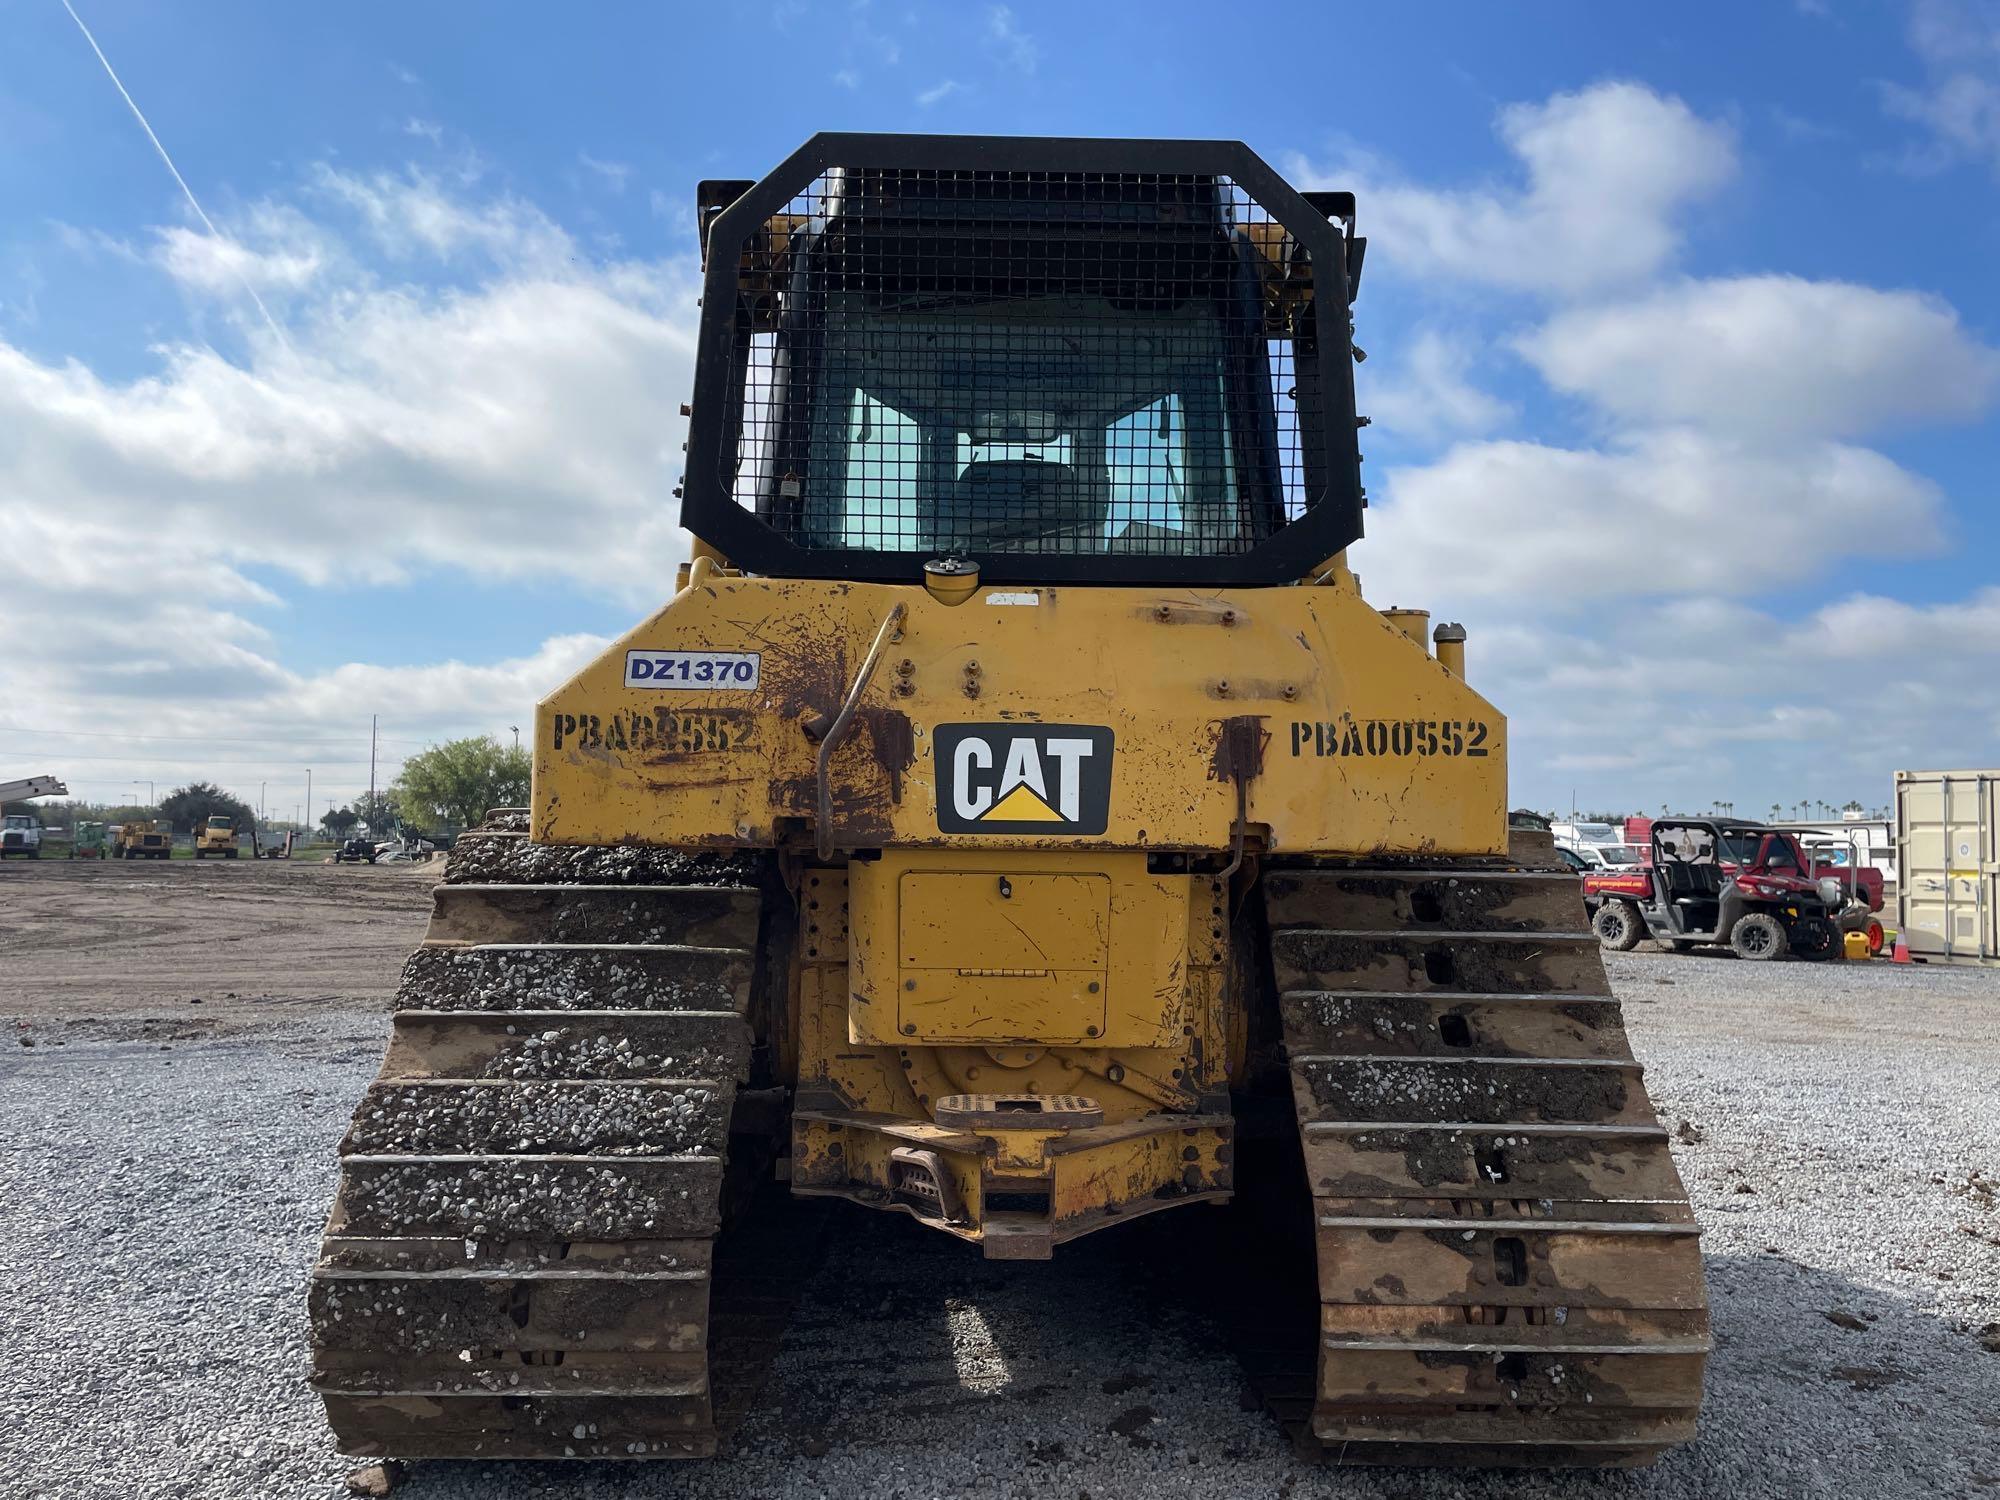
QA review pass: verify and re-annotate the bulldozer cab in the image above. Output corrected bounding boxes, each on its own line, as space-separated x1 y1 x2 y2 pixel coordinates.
684 137 1366 586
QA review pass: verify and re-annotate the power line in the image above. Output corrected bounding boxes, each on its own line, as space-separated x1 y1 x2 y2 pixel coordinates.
0 724 436 747
0 746 404 767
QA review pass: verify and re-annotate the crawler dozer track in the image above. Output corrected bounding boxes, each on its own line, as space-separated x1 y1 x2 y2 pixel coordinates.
309 812 782 1460
1262 830 1710 1466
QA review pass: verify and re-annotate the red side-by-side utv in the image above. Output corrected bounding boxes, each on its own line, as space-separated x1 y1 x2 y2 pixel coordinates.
1584 819 1843 961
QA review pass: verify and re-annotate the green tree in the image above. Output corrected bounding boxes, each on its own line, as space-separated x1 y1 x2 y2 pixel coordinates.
391 736 530 832
323 807 360 838
350 791 400 835
158 781 255 835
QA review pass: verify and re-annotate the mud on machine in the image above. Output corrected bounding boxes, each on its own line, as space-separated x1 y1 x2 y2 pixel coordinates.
310 134 1709 1467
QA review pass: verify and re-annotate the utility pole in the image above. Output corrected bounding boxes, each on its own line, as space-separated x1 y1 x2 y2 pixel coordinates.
260 781 266 822
367 714 378 833
305 769 313 835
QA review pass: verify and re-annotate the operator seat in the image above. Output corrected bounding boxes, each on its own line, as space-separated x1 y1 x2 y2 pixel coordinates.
951 458 1105 550
1659 860 1724 926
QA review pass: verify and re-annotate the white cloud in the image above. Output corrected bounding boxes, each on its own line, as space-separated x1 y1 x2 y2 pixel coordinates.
1294 82 1737 296
1361 431 1944 605
1302 77 1995 811
986 6 1038 73
1784 586 2000 661
152 226 324 295
1461 586 2000 812
1521 274 2000 438
1770 104 1842 143
916 79 961 107
0 162 706 808
280 634 609 732
832 67 860 89
1360 329 1513 444
403 117 443 145
0 263 700 594
1881 0 2000 173
0 619 609 809
578 152 631 193
311 166 576 269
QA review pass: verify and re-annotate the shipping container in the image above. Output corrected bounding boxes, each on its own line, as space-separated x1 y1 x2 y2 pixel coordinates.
1894 769 2000 965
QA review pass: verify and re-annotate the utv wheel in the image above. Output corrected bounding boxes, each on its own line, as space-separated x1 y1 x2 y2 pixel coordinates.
1594 901 1644 952
1730 912 1789 962
1789 916 1837 961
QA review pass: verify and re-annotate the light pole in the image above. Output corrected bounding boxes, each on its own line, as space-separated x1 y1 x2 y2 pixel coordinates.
132 779 153 810
305 769 312 835
511 725 520 752
260 781 266 822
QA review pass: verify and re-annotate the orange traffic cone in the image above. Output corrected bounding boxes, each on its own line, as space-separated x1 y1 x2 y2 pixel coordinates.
1891 938 1911 964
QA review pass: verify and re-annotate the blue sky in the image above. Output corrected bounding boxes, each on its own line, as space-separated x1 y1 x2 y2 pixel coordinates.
2 0 1997 818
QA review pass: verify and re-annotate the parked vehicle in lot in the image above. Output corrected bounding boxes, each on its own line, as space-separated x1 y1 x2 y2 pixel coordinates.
192 815 241 859
1560 840 1648 871
69 820 108 858
1800 839 1884 915
1 812 43 859
1552 819 1624 852
112 821 174 860
332 836 377 865
1585 818 1841 960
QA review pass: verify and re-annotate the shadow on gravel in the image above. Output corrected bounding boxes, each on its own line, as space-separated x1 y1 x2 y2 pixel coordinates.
382 1206 1994 1500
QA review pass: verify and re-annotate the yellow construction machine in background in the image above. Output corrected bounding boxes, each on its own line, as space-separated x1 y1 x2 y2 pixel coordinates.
111 821 173 860
192 815 240 859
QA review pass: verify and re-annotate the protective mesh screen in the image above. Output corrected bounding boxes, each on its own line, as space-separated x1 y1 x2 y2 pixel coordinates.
721 168 1316 561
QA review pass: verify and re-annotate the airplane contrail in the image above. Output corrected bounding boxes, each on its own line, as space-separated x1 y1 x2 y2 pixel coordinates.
59 0 293 354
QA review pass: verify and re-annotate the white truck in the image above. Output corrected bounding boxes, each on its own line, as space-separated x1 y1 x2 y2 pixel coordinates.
1552 820 1646 871
1 812 44 859
0 777 65 860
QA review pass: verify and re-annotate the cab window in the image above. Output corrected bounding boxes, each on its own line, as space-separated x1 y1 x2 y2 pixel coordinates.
1760 836 1799 872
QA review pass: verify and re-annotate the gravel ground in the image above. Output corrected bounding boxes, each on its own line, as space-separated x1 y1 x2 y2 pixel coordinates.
2 862 1995 1499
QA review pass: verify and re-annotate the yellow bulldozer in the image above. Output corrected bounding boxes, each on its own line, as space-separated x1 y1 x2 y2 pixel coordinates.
312 135 1706 1469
